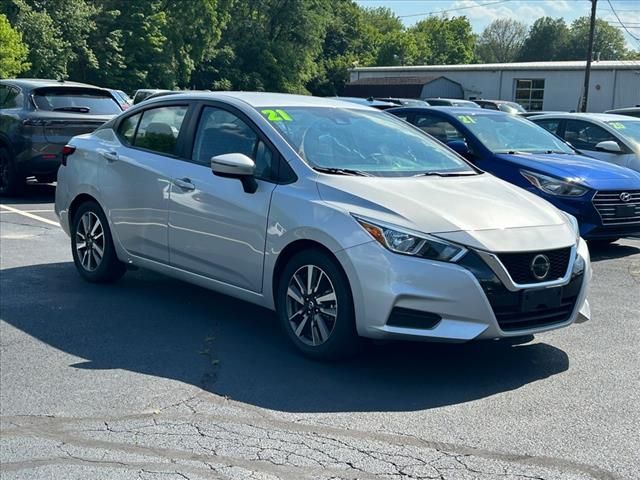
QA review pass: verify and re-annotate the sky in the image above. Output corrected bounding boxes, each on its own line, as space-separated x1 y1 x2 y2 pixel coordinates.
354 0 640 49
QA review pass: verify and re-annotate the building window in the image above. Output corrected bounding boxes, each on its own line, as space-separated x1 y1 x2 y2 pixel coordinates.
515 79 544 111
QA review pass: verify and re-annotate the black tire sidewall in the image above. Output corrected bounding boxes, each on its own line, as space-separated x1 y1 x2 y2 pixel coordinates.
276 249 359 360
71 201 125 283
0 147 23 196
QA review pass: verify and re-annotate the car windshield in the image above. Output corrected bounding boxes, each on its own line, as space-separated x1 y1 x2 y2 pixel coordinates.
260 107 477 177
460 113 574 154
498 102 526 114
33 88 122 115
606 120 640 146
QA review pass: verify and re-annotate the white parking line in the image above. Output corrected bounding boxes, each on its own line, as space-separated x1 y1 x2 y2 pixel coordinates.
0 209 53 214
0 204 60 227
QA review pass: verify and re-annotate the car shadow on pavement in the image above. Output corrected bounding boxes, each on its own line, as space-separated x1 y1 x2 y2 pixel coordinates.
0 182 56 205
589 241 640 262
1 262 570 413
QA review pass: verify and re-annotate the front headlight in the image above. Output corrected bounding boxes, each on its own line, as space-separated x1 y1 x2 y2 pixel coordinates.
521 170 588 196
353 215 467 262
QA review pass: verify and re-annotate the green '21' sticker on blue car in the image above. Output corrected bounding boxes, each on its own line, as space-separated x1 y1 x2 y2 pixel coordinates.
609 122 625 130
261 109 293 121
457 115 476 124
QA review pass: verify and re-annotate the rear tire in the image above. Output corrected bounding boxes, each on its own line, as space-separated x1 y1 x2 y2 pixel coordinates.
276 249 361 361
0 147 24 197
71 201 126 283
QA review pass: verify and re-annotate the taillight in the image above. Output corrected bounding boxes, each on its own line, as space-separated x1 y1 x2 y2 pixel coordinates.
61 145 76 166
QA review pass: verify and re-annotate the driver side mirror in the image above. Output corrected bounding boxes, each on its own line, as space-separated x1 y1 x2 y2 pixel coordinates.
446 140 472 158
595 140 622 154
211 153 258 194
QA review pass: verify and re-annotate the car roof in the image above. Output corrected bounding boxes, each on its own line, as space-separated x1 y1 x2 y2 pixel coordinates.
142 91 378 110
389 106 506 116
1 78 107 90
605 107 640 114
530 112 640 122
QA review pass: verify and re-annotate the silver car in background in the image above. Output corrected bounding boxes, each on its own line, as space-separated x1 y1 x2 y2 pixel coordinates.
55 93 591 360
531 113 640 172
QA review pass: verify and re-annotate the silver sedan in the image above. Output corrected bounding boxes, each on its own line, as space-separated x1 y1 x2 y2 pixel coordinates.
55 92 591 360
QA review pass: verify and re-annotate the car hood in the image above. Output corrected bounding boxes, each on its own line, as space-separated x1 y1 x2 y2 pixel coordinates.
317 173 576 252
495 152 640 190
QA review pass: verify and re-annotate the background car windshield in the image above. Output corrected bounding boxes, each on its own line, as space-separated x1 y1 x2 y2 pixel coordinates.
499 102 526 114
606 120 640 146
462 113 574 154
260 107 476 176
33 88 121 115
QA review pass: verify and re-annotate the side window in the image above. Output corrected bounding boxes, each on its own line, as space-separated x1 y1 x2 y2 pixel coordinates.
193 106 275 180
564 120 617 151
393 112 409 121
0 86 20 109
535 119 561 135
117 113 141 145
481 103 499 110
413 114 464 144
134 106 188 155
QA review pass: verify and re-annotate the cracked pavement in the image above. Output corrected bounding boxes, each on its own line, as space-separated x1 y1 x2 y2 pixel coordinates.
1 186 639 480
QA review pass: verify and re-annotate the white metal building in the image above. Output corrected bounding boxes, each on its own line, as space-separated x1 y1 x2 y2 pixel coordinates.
349 60 640 112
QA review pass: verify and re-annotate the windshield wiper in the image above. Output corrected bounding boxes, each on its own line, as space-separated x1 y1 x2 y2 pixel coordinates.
313 166 372 177
414 171 477 177
52 106 91 113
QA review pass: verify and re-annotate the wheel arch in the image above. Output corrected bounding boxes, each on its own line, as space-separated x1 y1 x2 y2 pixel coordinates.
271 239 350 307
68 193 101 224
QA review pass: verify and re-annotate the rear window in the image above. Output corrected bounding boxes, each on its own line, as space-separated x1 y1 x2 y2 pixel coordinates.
33 88 121 115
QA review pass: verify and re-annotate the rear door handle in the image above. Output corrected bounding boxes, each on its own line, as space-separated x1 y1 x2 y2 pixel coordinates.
101 151 119 162
173 177 195 191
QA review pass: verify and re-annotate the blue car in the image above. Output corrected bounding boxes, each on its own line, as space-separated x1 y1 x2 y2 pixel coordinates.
388 107 640 243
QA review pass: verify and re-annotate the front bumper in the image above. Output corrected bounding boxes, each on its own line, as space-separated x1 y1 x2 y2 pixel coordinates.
336 238 591 342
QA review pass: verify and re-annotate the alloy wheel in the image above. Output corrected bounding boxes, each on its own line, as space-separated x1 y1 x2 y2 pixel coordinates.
75 212 105 272
286 265 338 346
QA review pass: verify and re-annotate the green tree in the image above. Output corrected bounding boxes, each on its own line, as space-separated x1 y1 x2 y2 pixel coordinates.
200 0 330 94
0 13 29 77
307 1 385 95
567 17 627 60
410 16 475 65
360 6 403 35
2 0 70 78
475 18 527 63
518 17 570 61
376 30 418 66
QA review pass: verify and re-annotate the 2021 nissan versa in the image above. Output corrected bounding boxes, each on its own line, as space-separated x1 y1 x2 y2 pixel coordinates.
55 93 591 360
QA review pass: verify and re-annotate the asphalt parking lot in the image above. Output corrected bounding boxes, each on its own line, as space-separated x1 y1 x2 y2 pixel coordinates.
1 184 639 480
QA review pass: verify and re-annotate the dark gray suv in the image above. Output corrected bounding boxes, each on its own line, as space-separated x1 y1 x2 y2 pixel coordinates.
0 79 122 195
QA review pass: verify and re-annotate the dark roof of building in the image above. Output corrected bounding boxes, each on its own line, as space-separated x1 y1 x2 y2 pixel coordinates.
344 76 460 98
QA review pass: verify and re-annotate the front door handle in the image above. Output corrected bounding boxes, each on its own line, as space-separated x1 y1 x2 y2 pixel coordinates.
173 177 195 191
101 151 119 162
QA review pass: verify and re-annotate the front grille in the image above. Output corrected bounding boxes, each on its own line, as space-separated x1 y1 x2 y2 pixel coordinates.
459 251 582 332
497 248 571 284
593 190 640 226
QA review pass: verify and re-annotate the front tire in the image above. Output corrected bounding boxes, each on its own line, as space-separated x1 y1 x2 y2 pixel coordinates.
71 201 126 283
276 249 360 360
0 147 24 197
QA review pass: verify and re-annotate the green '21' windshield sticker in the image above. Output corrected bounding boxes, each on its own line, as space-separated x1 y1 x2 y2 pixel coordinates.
458 115 476 124
261 109 293 122
609 122 625 130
